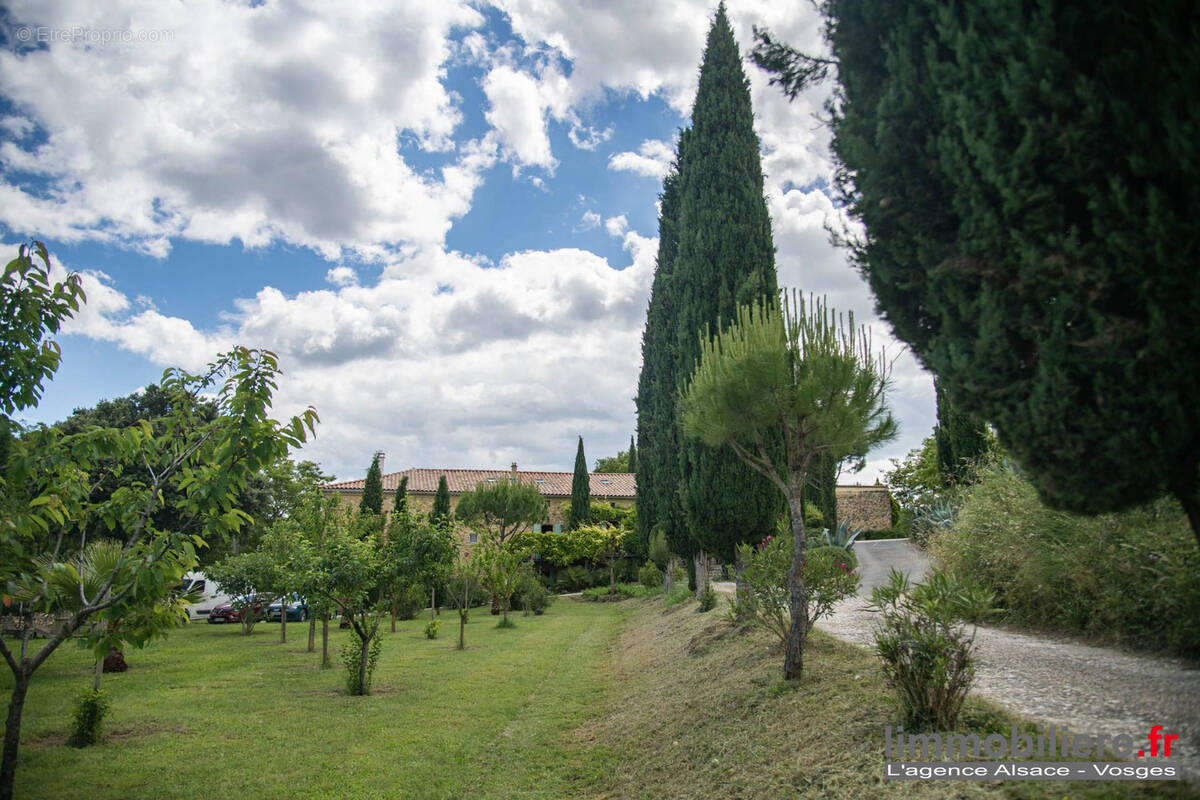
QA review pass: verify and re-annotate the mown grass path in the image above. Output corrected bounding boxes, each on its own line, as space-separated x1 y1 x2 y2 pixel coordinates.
2 601 627 800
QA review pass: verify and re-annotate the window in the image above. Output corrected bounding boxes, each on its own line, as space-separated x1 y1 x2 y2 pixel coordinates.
535 478 545 484
600 479 611 485
469 532 478 544
486 478 496 484
540 524 554 533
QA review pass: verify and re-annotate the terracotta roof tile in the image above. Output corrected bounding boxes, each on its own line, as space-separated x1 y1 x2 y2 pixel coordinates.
323 468 636 500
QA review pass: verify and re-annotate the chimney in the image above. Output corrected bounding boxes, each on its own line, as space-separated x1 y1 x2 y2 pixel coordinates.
374 451 385 474
511 462 518 478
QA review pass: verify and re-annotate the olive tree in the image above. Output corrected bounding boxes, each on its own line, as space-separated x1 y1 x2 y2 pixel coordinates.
680 292 895 680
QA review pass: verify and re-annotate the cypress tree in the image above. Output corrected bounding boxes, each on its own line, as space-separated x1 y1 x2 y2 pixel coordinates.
627 435 637 476
934 379 989 486
806 453 838 534
635 134 689 556
392 475 409 514
754 1 1200 540
568 436 591 530
359 453 383 515
673 4 782 563
430 475 451 528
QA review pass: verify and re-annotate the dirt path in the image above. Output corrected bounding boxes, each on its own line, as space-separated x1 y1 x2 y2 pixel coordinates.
714 539 1200 781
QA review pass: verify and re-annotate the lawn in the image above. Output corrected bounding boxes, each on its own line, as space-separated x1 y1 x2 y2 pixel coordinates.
2 601 628 800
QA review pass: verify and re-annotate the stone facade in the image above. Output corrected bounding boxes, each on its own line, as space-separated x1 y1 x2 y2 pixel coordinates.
835 485 893 531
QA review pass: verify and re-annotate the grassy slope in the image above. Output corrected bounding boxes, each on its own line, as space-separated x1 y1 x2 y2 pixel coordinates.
583 597 1199 800
2 602 626 800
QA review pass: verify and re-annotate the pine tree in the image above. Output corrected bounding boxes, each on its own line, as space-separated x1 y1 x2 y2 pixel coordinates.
934 380 989 486
673 4 782 563
635 135 689 556
359 453 383 515
568 436 591 530
430 475 451 528
627 435 637 475
392 475 408 514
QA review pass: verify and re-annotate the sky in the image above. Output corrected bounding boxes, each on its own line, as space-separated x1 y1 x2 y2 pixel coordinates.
0 0 936 484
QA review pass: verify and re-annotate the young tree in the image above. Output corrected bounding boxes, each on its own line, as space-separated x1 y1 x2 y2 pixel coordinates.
680 293 896 680
392 475 409 514
359 452 384 516
0 245 318 799
567 436 590 530
286 494 343 666
475 534 529 626
753 2 1200 540
672 5 782 567
205 552 274 635
455 479 545 613
430 475 451 528
386 510 456 625
446 550 480 650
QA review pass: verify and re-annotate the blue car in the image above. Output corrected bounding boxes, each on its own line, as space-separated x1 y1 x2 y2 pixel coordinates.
266 594 308 622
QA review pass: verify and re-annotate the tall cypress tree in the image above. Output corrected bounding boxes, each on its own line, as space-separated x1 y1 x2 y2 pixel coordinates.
934 380 990 486
359 453 383 515
673 5 782 564
806 453 839 534
392 475 409 514
568 436 591 530
635 133 690 556
627 435 637 476
430 475 451 528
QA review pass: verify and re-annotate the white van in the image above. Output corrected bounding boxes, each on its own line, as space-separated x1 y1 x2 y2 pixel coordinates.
179 572 232 621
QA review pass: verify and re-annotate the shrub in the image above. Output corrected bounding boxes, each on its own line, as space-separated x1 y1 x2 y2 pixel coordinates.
395 583 427 620
580 582 659 601
340 629 383 695
729 533 860 646
802 502 824 530
868 568 990 730
931 467 1200 656
615 558 640 583
557 565 591 592
67 688 110 747
638 561 663 588
424 618 441 639
518 576 553 615
697 583 717 612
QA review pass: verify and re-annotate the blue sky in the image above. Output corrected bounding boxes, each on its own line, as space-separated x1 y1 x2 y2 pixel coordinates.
0 0 935 482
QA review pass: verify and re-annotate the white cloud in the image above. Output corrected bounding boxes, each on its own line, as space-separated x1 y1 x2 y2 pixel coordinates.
575 211 601 231
608 139 675 179
604 214 628 238
325 266 358 288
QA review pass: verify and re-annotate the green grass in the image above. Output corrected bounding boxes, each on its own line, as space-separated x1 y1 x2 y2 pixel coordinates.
3 602 628 800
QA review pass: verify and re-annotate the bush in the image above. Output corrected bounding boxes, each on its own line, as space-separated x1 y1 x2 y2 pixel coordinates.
931 466 1200 656
729 533 860 646
395 583 427 620
615 557 640 583
868 569 990 730
638 561 663 588
340 629 383 696
557 565 591 592
580 582 659 601
424 618 441 639
67 687 110 747
697 583 717 612
802 502 824 530
518 576 553 615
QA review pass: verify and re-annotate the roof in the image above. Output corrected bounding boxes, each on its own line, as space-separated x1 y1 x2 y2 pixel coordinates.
323 468 637 500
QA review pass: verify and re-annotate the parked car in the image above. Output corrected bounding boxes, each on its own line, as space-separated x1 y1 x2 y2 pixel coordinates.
207 595 267 624
178 572 233 621
266 594 308 622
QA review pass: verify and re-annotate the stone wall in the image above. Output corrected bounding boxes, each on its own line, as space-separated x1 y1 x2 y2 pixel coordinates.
835 486 893 531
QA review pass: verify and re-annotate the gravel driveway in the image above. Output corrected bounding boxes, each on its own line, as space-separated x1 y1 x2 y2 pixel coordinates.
715 539 1200 782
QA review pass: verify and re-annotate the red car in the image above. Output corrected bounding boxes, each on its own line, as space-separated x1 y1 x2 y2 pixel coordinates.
207 595 267 624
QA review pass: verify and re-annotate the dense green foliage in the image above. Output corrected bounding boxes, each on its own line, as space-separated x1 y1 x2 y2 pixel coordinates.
680 293 895 679
626 436 636 475
806 453 838 533
594 438 634 473
392 475 408 513
931 466 1200 657
567 437 590 530
359 454 383 516
934 380 989 486
635 136 687 558
755 1 1200 537
672 7 781 566
430 475 451 528
66 688 110 748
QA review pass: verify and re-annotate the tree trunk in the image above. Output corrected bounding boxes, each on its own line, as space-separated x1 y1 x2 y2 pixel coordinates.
458 609 467 650
321 615 330 669
783 493 809 682
733 547 748 623
490 592 499 615
1 672 30 800
307 617 316 653
280 601 287 644
664 557 674 595
357 633 370 695
693 551 709 598
391 603 397 634
1178 483 1200 547
430 587 436 621
92 658 103 692
609 558 615 596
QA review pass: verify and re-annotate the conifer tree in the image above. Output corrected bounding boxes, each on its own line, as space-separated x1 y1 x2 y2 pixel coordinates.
934 380 989 486
392 475 408 514
627 435 637 476
568 436 591 530
359 453 383 516
673 4 781 563
635 136 689 556
430 475 451 528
